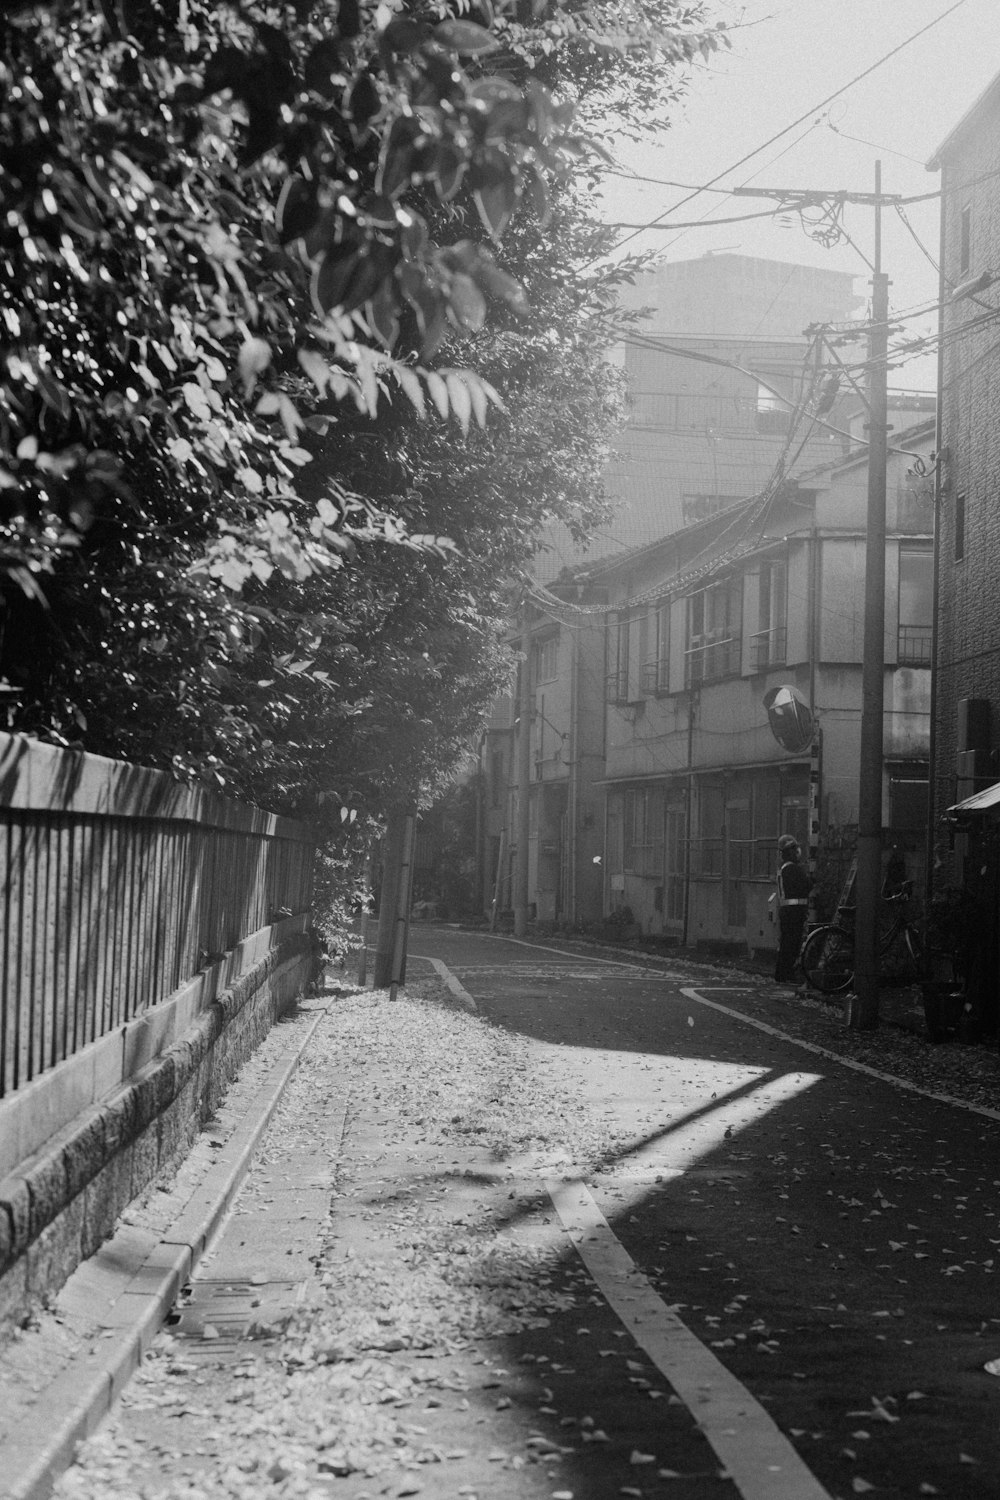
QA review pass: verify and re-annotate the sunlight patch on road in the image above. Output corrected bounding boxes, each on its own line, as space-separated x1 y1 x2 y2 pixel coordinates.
595 1067 822 1191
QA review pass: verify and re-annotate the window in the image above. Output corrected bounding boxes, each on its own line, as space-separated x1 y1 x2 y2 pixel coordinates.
897 548 933 665
623 786 664 877
960 204 972 276
752 558 787 669
641 601 671 694
606 612 630 703
665 806 686 922
955 492 965 562
692 783 725 876
755 381 791 434
750 777 781 877
726 800 750 926
686 577 742 686
534 633 558 683
889 775 928 833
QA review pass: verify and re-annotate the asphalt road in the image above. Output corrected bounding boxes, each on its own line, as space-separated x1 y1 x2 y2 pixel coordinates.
407 926 1000 1500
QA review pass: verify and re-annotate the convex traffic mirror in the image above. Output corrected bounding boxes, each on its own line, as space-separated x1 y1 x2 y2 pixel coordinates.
763 684 814 754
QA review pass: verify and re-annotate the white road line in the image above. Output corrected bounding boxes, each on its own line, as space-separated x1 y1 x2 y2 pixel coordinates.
424 957 477 1012
548 1178 833 1500
457 930 665 968
682 987 1000 1124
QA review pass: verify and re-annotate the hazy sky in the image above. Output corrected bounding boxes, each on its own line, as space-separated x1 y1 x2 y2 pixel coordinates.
598 0 1000 389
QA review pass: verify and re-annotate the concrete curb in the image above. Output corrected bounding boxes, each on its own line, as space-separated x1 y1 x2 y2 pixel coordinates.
4 998 333 1500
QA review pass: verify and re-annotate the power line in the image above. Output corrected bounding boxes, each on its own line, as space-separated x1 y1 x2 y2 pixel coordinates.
605 208 788 232
603 0 971 259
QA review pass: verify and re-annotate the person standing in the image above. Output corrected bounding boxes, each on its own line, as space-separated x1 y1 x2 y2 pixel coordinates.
775 834 810 984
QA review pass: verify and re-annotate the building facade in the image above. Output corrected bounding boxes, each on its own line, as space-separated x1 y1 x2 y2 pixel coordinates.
477 587 608 927
588 423 935 953
926 77 1000 1029
480 421 935 953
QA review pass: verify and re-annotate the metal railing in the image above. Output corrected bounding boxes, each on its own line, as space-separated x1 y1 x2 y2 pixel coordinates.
0 735 314 1099
897 625 932 666
606 669 630 705
685 633 741 687
640 659 670 695
750 626 787 671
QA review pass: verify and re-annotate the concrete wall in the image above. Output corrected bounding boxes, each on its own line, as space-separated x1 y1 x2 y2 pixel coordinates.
0 734 316 1339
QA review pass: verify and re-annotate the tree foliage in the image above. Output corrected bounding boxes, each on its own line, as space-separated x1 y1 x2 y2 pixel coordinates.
0 0 725 834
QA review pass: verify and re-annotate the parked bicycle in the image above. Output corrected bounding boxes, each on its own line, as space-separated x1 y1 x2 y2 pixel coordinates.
799 879 925 994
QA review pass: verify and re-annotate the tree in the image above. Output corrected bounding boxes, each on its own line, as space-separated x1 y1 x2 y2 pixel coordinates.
0 0 725 829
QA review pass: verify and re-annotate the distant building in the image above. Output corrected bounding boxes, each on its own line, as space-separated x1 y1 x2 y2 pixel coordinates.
537 253 862 581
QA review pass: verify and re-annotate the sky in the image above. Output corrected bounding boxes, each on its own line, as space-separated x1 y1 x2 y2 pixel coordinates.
597 0 1000 391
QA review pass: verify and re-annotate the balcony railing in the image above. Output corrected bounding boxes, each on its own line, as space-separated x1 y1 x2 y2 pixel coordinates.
898 624 932 666
606 669 630 705
750 626 787 671
640 658 670 695
685 633 741 687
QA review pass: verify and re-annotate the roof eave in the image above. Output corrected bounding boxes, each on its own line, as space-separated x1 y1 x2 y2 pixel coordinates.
927 70 1000 170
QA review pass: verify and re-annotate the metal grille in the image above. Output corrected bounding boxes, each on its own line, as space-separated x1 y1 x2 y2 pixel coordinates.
0 743 314 1099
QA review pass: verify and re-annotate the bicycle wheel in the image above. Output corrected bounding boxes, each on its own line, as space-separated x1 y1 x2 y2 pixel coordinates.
800 925 855 994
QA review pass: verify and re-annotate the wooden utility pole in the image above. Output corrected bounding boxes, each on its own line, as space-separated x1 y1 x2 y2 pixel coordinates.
735 170 895 1028
847 162 890 1031
389 810 416 1002
373 806 415 990
513 632 533 938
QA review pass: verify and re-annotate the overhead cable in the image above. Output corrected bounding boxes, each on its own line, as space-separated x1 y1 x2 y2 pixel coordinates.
602 0 971 258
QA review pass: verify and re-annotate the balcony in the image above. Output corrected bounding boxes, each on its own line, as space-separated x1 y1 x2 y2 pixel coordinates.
750 626 787 672
606 669 629 705
640 659 670 696
685 633 741 688
897 624 932 667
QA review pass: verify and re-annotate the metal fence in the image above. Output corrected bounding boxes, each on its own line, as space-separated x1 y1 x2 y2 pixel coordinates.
0 735 314 1099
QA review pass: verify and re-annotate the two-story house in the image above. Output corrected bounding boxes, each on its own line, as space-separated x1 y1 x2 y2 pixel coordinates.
573 420 934 955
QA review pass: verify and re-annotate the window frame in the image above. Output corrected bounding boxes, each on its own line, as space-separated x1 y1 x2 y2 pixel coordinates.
534 633 559 684
685 575 743 687
897 546 933 666
751 556 788 670
640 600 671 695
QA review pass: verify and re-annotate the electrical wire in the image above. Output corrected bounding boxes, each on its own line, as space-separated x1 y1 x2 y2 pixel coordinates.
825 122 926 167
605 207 793 232
601 0 971 259
616 328 929 457
601 151 1000 222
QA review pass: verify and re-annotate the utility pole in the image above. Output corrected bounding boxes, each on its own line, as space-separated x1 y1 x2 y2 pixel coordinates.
374 804 416 991
735 168 893 1027
847 162 891 1029
513 626 533 938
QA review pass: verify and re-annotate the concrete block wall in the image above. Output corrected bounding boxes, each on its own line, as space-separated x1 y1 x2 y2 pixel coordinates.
0 928 312 1341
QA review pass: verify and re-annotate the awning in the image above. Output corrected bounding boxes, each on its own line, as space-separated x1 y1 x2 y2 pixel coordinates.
945 781 1000 819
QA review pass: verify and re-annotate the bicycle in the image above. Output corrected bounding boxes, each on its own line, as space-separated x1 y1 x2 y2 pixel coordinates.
799 880 925 994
